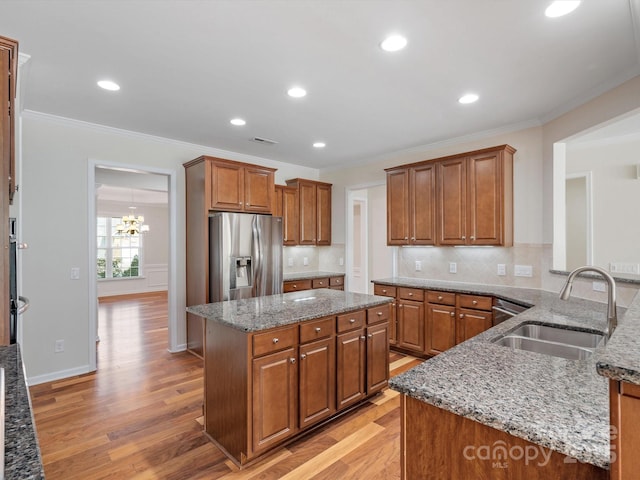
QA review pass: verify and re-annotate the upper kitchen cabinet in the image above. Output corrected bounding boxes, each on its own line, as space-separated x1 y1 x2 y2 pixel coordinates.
386 144 515 247
386 164 436 246
206 157 275 213
285 178 332 246
274 185 299 246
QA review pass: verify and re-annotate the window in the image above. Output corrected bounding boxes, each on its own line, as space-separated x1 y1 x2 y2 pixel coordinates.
97 217 142 279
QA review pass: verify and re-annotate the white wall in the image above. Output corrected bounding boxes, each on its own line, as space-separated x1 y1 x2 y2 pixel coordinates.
20 111 317 383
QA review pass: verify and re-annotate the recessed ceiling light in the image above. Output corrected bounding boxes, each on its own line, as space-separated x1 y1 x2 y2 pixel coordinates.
380 35 407 52
97 80 120 91
458 93 479 104
545 1 581 18
230 118 246 126
287 87 307 98
313 142 326 148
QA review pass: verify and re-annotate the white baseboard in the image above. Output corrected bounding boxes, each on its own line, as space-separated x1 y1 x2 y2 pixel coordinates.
27 364 95 386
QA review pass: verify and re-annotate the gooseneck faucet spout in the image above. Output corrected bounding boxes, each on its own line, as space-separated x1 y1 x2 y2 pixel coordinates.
559 266 617 339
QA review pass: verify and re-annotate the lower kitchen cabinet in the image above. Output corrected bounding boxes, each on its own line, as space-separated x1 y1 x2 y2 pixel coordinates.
203 304 390 466
610 379 640 479
283 275 345 293
456 307 492 343
426 302 456 355
397 299 425 352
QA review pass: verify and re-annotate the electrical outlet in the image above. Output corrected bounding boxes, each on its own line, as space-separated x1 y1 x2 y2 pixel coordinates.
593 281 606 292
514 265 533 277
339 257 344 266
287 258 293 267
70 267 80 280
497 264 506 276
415 260 422 271
54 339 64 353
303 257 309 266
449 262 457 274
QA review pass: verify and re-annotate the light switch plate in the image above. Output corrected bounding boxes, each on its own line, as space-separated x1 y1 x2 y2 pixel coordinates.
449 262 457 274
415 260 422 271
514 265 533 277
70 267 80 280
287 258 294 267
497 264 506 276
303 257 309 266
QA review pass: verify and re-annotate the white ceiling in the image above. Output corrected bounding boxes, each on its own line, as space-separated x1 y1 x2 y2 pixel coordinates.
3 1 640 170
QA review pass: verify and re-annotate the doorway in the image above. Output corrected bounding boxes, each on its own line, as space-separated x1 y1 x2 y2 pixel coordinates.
88 160 178 373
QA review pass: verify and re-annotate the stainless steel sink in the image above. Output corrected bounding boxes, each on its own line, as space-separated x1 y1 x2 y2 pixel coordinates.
508 323 603 349
492 323 604 360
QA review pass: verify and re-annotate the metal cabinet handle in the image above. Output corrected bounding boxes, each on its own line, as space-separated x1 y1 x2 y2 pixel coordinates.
438 295 443 301
459 314 464 319
408 292 413 297
471 235 476 241
404 236 408 240
472 300 478 305
300 353 307 360
382 289 387 294
17 296 30 315
367 334 373 339
377 311 383 316
319 282 324 285
349 318 356 324
411 237 415 240
449 312 455 317
315 327 321 333
461 235 466 240
272 338 279 344
290 358 296 364
360 336 366 341
399 304 403 308
293 284 297 288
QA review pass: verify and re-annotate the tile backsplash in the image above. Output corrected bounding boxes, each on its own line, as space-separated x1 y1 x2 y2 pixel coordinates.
283 244 346 274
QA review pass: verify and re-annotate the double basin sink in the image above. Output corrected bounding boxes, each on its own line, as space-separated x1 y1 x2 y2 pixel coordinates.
492 323 604 360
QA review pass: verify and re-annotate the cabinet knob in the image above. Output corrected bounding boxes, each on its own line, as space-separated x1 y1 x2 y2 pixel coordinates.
293 284 297 288
411 237 415 240
459 314 464 319
382 289 387 294
319 281 324 285
461 235 466 240
368 334 373 339
315 327 322 333
392 303 396 307
404 237 408 240
450 312 455 317
272 338 279 344
377 311 383 316
290 358 296 364
349 318 356 324
360 336 366 341
472 300 478 305
471 235 476 241
408 292 413 297
399 304 403 309
438 295 443 300
300 353 306 360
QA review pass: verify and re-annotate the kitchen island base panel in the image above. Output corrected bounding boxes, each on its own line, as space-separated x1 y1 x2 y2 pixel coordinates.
401 396 607 480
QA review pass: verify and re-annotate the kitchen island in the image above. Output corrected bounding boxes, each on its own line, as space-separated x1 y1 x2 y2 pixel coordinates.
187 288 392 467
376 277 613 479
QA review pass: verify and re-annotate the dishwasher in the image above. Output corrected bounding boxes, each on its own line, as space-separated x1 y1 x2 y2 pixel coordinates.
492 298 530 326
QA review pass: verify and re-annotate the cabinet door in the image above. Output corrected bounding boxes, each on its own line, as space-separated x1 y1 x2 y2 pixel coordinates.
316 183 332 245
367 323 389 395
298 182 317 245
457 308 492 344
437 158 466 245
397 300 425 353
299 338 336 428
274 185 284 217
426 303 456 355
282 186 299 246
411 165 436 245
252 348 298 453
387 169 410 245
336 329 366 410
210 161 244 211
467 151 502 245
244 167 274 213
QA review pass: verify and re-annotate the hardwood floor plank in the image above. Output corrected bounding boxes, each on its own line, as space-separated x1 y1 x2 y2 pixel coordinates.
30 293 421 479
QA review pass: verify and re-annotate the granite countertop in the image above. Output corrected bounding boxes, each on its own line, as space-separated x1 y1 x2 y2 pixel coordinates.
187 288 391 332
1 344 45 479
283 271 345 282
376 277 618 469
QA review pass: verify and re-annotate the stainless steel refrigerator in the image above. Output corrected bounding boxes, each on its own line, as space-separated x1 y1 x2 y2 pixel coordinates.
209 212 283 302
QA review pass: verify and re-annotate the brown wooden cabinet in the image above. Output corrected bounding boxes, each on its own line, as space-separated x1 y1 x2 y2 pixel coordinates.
274 185 299 245
610 379 640 479
286 178 332 245
373 284 397 346
396 288 425 353
386 164 436 246
184 155 276 357
203 305 390 466
0 36 17 346
426 295 456 356
283 275 344 293
209 158 275 213
386 144 515 247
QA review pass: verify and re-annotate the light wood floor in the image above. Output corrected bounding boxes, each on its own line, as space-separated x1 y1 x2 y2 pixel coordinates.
29 293 423 479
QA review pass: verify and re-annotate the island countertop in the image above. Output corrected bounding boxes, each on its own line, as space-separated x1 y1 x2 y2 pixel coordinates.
375 277 618 469
283 271 344 282
187 288 392 332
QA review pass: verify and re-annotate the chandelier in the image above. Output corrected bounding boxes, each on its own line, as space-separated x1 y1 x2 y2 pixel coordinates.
116 206 150 235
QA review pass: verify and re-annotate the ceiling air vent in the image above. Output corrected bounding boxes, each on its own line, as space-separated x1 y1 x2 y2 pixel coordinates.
251 137 278 146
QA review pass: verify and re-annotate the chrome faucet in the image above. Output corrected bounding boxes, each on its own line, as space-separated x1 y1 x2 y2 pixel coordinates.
559 266 617 339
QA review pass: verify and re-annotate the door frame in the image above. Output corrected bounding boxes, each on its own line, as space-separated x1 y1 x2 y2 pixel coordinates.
565 171 594 267
88 159 178 372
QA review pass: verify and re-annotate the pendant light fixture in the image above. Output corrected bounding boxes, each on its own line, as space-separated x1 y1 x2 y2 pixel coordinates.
115 189 150 235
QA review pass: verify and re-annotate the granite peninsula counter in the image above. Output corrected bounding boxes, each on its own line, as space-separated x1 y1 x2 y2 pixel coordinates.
187 288 393 466
374 277 619 474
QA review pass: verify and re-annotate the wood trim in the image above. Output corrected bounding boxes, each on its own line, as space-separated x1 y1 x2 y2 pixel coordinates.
184 155 276 173
385 144 516 172
97 290 167 302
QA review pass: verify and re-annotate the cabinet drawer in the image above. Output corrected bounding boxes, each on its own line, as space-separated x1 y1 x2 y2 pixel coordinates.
621 381 640 399
374 284 396 297
312 278 330 289
337 310 366 333
330 276 344 287
300 316 335 343
367 304 390 325
427 291 456 306
253 326 297 357
398 287 424 302
283 279 312 293
458 294 492 311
